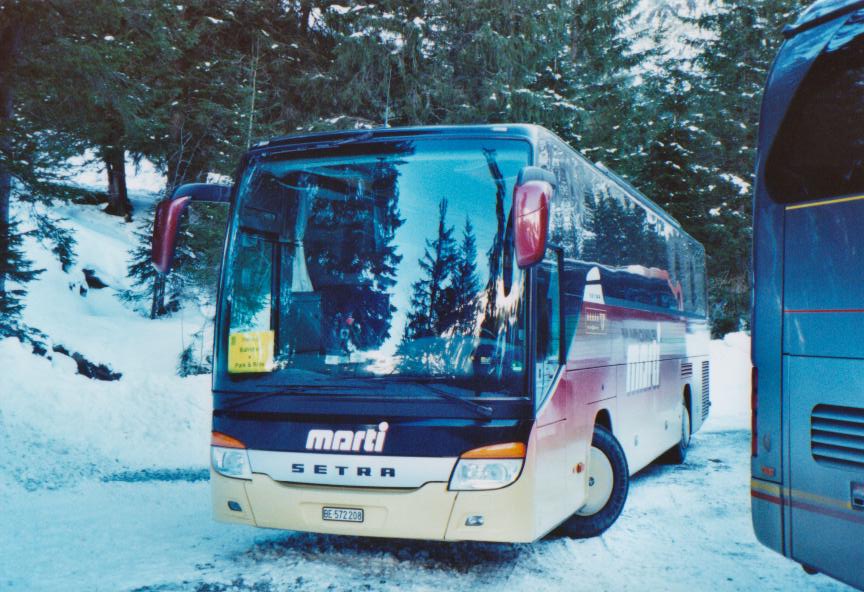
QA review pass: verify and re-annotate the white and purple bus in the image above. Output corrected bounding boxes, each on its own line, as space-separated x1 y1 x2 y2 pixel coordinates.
153 124 709 542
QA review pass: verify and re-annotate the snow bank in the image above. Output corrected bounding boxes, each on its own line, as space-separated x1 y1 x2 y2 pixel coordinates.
0 338 210 491
66 152 165 194
1 184 211 492
705 331 752 432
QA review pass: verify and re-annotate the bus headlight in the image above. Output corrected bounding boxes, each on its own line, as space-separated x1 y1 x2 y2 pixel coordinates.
211 446 252 479
448 442 526 491
449 458 523 490
211 431 252 480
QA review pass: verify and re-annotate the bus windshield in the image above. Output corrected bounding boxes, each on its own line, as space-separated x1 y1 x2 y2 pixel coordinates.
218 137 530 397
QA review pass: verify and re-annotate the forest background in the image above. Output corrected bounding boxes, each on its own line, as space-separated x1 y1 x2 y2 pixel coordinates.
0 0 813 370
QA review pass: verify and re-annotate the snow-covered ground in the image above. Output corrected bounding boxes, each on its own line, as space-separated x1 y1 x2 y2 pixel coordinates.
0 180 852 591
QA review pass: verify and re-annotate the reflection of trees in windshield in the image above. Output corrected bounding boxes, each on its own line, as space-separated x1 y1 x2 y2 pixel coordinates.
299 159 405 357
222 138 530 395
477 148 520 370
398 148 524 386
448 218 481 332
400 199 482 372
403 198 458 340
228 234 272 332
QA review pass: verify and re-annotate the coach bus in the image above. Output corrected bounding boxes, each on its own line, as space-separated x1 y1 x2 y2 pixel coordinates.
153 124 709 542
751 1 864 588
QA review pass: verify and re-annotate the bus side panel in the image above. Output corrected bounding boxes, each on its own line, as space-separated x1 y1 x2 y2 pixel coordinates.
566 366 615 515
785 356 864 590
534 372 584 535
750 483 786 554
784 200 864 357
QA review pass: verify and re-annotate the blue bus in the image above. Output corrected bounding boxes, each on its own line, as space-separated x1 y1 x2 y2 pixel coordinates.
752 1 864 588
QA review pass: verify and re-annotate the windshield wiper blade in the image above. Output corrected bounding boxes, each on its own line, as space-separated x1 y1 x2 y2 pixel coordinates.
221 379 495 417
253 383 375 391
218 384 375 412
421 383 494 418
354 376 494 418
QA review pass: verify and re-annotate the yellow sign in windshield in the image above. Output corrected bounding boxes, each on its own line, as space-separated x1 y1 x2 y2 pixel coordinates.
228 330 274 373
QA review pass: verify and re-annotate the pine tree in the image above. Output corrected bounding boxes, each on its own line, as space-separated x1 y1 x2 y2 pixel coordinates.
404 198 458 340
561 0 657 178
446 217 480 333
0 216 43 338
685 0 811 335
0 2 80 341
123 201 228 317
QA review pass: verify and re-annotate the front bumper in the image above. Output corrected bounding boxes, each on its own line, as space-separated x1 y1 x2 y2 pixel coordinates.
212 468 538 542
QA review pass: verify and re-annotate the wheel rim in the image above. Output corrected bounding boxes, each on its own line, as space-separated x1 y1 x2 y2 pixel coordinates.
682 405 691 449
576 446 615 516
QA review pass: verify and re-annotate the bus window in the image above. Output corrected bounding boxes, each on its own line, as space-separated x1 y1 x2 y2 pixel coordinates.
536 251 563 404
225 233 275 374
766 22 864 203
228 233 273 334
541 134 586 260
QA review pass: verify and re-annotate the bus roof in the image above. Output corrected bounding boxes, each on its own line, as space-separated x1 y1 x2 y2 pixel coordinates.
260 124 540 151
784 0 864 37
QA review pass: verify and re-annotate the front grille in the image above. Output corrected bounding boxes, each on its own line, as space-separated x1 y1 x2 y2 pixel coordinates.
811 404 864 470
681 362 693 378
701 361 710 420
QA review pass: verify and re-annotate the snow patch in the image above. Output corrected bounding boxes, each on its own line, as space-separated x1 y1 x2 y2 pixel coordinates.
705 331 751 432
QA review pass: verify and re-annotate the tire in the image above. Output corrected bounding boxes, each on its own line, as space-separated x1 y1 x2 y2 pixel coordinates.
560 425 629 539
666 400 691 465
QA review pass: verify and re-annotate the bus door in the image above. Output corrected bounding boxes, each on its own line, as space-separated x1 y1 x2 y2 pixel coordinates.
534 249 579 530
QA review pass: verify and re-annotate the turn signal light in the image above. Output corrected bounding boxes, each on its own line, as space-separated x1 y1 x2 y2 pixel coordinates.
461 442 526 459
211 431 246 449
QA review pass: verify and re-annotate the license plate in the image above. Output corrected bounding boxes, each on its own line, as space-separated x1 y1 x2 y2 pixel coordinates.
322 507 364 523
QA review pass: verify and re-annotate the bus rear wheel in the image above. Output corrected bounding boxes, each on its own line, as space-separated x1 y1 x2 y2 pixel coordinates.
560 425 629 539
666 401 691 465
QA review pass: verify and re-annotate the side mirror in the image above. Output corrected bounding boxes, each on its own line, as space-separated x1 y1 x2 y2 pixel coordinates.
513 167 555 268
151 183 231 274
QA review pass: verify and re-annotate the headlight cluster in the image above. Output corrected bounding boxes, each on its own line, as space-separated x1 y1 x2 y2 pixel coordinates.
211 446 252 479
449 458 523 490
211 431 252 480
448 441 526 491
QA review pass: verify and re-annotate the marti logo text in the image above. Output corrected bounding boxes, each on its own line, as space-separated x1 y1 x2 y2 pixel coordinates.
305 422 389 453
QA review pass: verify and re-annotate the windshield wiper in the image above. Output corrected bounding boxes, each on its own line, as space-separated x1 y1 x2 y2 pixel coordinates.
219 379 495 418
218 384 374 412
253 383 375 391
352 376 494 418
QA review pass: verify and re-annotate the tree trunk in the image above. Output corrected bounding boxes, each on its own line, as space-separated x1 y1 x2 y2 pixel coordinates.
0 20 23 295
103 146 133 220
300 0 312 34
150 272 166 319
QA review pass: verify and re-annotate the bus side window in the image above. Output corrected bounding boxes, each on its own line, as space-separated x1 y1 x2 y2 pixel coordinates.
536 250 563 404
766 27 864 203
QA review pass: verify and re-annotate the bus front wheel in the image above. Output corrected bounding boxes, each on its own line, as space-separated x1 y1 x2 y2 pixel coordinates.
560 425 629 539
